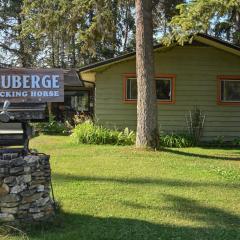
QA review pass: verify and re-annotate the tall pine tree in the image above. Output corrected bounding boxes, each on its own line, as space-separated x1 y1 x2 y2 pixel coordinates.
135 0 159 149
0 0 39 66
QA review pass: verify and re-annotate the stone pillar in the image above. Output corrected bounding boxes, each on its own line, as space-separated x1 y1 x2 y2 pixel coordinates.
0 154 54 224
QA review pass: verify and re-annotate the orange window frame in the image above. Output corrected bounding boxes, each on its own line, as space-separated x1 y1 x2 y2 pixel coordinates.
123 73 176 104
217 75 240 106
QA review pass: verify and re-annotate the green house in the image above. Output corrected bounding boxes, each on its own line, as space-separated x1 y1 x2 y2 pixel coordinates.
79 34 240 141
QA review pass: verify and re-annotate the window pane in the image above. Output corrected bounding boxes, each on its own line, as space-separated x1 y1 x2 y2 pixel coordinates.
221 80 240 102
156 79 171 101
127 78 137 100
65 91 89 111
126 77 173 101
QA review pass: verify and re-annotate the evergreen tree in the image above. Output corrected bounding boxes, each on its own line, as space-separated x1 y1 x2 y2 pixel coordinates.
0 0 188 68
164 0 240 45
153 0 185 36
0 0 39 67
21 0 137 67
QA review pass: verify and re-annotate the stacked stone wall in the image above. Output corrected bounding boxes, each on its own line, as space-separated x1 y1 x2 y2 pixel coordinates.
0 153 54 223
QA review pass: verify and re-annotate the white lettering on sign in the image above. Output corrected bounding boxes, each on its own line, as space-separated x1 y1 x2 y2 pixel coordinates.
31 75 41 88
0 69 64 103
12 75 21 88
0 91 60 98
0 91 29 97
52 75 60 88
1 76 11 88
23 75 30 88
0 74 61 89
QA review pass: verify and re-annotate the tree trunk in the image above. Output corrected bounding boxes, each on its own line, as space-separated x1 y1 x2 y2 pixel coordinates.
111 0 118 57
60 34 65 68
70 34 76 68
17 16 30 67
123 0 130 51
233 10 240 45
51 32 56 67
135 0 159 149
56 32 60 67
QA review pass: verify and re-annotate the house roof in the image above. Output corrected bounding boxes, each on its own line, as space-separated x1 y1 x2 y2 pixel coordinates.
63 69 84 87
78 33 240 73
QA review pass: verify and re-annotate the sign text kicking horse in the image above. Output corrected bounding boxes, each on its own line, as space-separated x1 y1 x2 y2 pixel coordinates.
0 69 64 102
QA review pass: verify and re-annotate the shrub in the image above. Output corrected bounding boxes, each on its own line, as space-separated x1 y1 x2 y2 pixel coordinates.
205 136 240 148
71 121 135 145
159 133 194 148
186 106 206 145
33 114 69 135
212 136 225 147
233 137 240 146
72 113 92 126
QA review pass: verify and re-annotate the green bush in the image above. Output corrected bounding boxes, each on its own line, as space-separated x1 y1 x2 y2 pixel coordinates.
71 121 135 145
186 106 206 145
233 137 240 146
211 136 225 147
159 134 194 148
33 114 69 135
203 136 240 148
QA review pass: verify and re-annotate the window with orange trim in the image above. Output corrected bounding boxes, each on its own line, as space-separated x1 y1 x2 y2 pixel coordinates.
218 76 240 105
124 74 175 104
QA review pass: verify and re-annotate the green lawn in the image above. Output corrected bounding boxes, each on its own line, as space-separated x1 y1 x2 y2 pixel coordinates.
9 135 240 239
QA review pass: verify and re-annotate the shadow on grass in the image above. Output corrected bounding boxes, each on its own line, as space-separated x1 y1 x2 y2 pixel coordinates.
121 194 240 228
26 195 240 240
163 148 240 161
52 173 240 189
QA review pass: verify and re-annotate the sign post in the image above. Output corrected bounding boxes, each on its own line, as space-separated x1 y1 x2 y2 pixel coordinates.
0 69 65 224
0 69 64 224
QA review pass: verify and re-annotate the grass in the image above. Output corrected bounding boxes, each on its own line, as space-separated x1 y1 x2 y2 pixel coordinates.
7 135 240 240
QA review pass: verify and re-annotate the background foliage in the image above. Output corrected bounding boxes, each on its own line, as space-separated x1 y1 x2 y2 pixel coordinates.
1 0 240 67
71 121 135 146
0 0 184 67
164 0 240 45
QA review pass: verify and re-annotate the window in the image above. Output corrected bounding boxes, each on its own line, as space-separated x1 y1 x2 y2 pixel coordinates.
126 78 137 100
65 91 89 112
218 76 240 105
124 74 175 103
156 78 172 101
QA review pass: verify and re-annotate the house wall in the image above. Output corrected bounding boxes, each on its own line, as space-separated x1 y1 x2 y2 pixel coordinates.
94 46 240 141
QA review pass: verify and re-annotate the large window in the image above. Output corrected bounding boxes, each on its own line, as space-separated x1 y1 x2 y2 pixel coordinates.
218 76 240 105
65 91 90 112
124 74 175 103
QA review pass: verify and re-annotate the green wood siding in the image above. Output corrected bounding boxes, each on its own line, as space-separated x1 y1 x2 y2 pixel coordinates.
95 46 240 141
